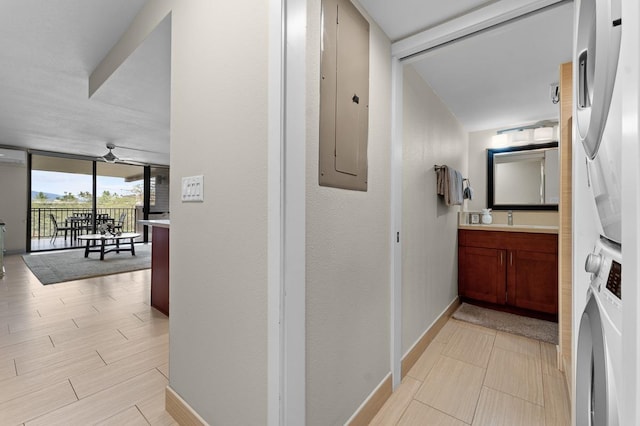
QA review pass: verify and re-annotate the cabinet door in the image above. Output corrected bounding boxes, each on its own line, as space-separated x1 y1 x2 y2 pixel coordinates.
508 250 558 314
459 246 506 304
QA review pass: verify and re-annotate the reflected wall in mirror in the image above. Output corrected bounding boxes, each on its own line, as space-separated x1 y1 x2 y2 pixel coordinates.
487 142 559 211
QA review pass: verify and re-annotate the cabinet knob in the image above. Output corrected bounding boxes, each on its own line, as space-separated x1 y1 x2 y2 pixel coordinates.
585 253 603 275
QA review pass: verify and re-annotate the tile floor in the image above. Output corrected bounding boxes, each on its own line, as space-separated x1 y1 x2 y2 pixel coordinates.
370 318 571 425
1 251 571 425
0 252 174 425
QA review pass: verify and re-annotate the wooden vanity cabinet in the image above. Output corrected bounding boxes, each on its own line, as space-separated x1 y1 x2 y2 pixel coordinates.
458 246 506 305
458 229 558 315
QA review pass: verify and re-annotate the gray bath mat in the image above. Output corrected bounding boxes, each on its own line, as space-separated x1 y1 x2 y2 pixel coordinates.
453 303 558 344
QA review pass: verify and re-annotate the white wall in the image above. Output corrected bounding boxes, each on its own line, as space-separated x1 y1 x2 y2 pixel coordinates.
401 65 468 354
467 128 497 212
306 1 392 424
0 163 27 253
169 1 269 424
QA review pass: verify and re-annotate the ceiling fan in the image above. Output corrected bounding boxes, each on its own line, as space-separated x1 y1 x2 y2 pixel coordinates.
98 143 148 165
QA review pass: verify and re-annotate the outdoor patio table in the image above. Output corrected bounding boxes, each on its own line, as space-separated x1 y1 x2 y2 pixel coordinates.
77 232 141 260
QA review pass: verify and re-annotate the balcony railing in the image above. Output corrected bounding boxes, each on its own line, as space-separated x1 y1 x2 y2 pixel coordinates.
30 207 138 239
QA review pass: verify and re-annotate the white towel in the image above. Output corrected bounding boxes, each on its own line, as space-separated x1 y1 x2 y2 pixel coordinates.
450 168 464 205
436 165 464 206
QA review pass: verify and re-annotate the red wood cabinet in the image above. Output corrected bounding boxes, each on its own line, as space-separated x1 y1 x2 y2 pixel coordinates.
458 246 506 305
458 229 558 315
150 226 169 316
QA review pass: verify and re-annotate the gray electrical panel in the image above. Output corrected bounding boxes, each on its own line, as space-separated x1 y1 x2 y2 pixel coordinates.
319 0 370 191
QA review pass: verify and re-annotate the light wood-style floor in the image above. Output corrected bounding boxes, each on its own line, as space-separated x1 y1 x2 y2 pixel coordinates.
0 253 175 425
370 318 571 425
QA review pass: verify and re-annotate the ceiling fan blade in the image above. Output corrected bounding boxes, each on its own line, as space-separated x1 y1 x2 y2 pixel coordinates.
114 144 162 154
97 143 151 166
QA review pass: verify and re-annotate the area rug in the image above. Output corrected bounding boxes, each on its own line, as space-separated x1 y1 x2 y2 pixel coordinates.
22 244 151 285
452 303 558 344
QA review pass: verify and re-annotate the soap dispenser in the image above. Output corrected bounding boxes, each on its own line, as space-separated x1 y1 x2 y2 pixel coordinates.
481 208 493 224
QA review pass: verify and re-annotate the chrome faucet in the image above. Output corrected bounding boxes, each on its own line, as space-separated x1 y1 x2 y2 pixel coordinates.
508 210 513 226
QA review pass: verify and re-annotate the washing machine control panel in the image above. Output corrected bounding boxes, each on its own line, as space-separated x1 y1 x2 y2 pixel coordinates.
606 260 622 300
587 239 622 308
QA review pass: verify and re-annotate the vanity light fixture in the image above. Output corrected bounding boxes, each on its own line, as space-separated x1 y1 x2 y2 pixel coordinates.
511 129 531 142
491 133 509 148
534 126 555 141
496 120 558 135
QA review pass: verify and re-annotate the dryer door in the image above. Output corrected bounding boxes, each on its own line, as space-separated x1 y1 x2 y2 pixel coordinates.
576 293 618 425
575 0 621 159
587 114 622 244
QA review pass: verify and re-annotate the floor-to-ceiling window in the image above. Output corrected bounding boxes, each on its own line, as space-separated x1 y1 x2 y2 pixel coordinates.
29 153 169 252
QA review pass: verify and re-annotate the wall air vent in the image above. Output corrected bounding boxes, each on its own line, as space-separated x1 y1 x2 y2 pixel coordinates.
0 148 27 165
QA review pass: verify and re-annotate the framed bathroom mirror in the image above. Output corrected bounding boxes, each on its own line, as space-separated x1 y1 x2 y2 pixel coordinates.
487 142 559 211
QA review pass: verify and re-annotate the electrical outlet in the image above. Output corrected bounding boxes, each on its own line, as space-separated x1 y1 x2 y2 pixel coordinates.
181 175 204 202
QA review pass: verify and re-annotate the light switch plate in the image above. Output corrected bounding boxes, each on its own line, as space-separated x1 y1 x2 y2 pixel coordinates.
181 175 204 202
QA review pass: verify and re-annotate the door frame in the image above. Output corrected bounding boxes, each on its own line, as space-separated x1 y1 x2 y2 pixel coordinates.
268 0 306 424
388 0 569 389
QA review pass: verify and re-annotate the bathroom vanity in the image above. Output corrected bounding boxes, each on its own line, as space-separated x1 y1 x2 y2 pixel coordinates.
458 226 558 317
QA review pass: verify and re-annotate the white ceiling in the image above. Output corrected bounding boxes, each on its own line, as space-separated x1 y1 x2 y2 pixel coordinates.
359 0 495 41
360 0 574 132
0 1 572 165
0 0 170 165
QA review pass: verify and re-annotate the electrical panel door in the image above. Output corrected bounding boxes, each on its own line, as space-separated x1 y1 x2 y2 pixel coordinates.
319 0 369 191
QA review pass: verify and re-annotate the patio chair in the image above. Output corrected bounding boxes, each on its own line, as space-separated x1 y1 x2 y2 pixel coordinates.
96 213 113 226
113 212 127 233
49 214 73 243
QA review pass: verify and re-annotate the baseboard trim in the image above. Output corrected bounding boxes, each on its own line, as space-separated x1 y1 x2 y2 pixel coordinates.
345 373 393 426
401 297 460 377
166 386 208 426
347 297 460 423
561 354 572 400
6 249 26 256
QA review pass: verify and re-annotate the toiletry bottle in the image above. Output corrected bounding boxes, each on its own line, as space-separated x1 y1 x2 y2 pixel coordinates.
481 209 492 224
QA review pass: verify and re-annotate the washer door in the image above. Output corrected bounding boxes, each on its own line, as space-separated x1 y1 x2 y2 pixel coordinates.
575 0 621 159
576 293 618 425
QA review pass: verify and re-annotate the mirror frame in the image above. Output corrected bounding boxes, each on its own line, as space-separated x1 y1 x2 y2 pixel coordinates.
487 141 559 211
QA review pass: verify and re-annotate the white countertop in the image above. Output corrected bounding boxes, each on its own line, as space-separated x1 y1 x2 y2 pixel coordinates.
138 219 170 229
458 223 558 234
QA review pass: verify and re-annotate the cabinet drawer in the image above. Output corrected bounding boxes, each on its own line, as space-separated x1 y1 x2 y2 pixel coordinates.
459 229 557 254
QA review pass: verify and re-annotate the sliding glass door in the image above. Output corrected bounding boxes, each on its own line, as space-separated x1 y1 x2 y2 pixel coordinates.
30 155 93 251
29 153 169 252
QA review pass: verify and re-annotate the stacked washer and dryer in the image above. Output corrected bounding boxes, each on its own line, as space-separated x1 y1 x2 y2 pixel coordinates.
574 0 623 424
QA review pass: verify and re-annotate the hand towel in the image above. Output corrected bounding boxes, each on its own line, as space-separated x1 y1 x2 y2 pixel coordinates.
436 165 464 206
